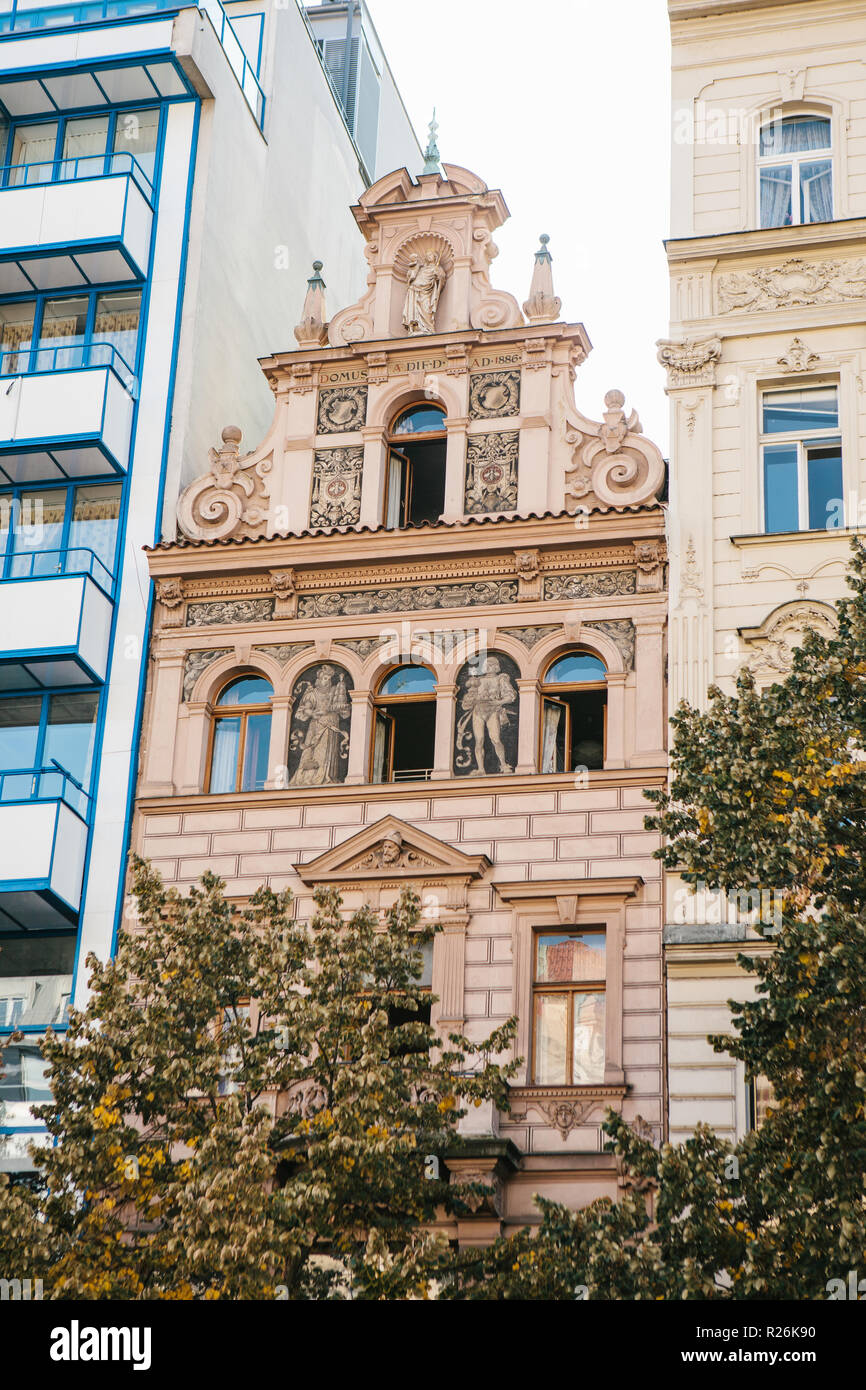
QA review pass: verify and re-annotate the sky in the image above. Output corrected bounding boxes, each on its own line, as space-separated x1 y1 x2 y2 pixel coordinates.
365 0 673 451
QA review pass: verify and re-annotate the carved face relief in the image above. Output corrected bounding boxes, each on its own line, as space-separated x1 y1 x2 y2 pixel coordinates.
469 370 521 419
288 663 353 787
316 385 368 435
453 650 520 777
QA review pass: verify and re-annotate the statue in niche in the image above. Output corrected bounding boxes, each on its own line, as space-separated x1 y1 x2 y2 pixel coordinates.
403 251 447 336
454 652 519 777
288 664 352 786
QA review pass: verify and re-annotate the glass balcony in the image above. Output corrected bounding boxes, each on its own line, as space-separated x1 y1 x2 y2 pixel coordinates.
0 343 135 482
0 548 114 684
0 1 266 128
0 156 153 290
0 769 90 928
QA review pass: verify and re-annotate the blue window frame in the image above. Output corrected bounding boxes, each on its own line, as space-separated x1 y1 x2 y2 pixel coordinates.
0 479 122 587
0 688 100 815
0 286 141 386
761 386 843 533
2 104 161 198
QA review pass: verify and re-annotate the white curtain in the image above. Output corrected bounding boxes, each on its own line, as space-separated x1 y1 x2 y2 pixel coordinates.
760 166 792 228
540 700 562 774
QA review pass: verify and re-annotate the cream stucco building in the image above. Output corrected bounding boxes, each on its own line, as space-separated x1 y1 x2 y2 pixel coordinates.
662 0 866 1144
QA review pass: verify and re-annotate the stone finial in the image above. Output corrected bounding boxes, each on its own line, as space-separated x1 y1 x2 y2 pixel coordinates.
522 233 562 325
420 109 441 176
294 261 328 347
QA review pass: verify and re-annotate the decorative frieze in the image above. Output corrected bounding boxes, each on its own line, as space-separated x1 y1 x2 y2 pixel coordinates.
186 597 275 626
464 430 519 514
182 648 230 700
469 370 521 419
716 257 866 314
316 384 367 434
297 579 519 619
777 337 821 373
544 570 637 600
310 447 363 528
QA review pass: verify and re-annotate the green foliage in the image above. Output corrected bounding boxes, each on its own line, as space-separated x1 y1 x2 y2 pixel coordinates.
2 863 516 1299
449 540 866 1300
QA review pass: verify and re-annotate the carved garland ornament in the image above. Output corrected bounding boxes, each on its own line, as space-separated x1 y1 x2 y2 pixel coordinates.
297 580 519 619
564 390 665 512
716 257 866 314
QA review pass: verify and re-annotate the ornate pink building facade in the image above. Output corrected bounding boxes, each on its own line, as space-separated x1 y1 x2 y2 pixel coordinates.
131 156 668 1238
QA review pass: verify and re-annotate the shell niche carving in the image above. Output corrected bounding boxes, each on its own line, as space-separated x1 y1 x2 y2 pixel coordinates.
393 231 456 282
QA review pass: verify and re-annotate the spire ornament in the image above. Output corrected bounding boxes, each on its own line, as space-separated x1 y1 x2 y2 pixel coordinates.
294 260 328 347
421 109 441 176
523 233 561 324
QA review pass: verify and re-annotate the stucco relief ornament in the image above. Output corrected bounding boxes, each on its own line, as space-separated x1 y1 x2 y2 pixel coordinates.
777 337 821 373
741 601 838 679
155 577 184 628
176 425 272 542
716 257 866 314
564 389 665 511
352 831 436 871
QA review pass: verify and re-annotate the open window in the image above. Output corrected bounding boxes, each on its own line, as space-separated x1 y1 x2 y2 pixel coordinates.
384 405 446 529
371 664 436 783
539 651 607 773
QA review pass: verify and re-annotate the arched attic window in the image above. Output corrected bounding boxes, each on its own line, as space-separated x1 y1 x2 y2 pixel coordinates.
384 404 446 529
207 674 272 793
539 652 607 774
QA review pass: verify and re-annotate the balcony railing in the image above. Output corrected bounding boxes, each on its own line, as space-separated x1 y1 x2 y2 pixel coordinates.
1 546 115 596
0 151 154 202
0 1 266 128
0 761 90 818
0 341 136 395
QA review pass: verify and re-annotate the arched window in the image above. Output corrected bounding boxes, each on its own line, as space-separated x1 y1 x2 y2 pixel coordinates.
385 404 446 529
539 651 606 774
208 674 272 793
371 663 437 782
758 114 832 228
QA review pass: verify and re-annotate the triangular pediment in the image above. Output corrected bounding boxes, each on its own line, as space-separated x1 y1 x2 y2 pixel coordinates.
295 815 490 884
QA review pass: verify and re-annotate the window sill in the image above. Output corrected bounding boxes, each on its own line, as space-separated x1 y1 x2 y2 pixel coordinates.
507 1083 628 1141
730 527 858 547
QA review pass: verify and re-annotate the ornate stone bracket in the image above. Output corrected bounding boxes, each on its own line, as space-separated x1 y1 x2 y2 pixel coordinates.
176 425 273 542
154 577 185 629
563 389 665 511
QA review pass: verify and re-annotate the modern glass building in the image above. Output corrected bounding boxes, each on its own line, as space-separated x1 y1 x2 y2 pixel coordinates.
0 0 419 1169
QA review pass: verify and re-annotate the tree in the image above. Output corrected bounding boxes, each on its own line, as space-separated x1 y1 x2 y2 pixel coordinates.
446 540 866 1300
5 860 516 1299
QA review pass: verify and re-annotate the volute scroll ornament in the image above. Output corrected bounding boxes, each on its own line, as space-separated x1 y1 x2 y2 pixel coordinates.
564 390 665 511
176 425 273 542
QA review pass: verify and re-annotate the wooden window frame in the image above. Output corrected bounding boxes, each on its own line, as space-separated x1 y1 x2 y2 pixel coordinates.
369 665 437 783
205 683 273 794
538 651 608 774
530 929 606 1087
383 406 447 530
